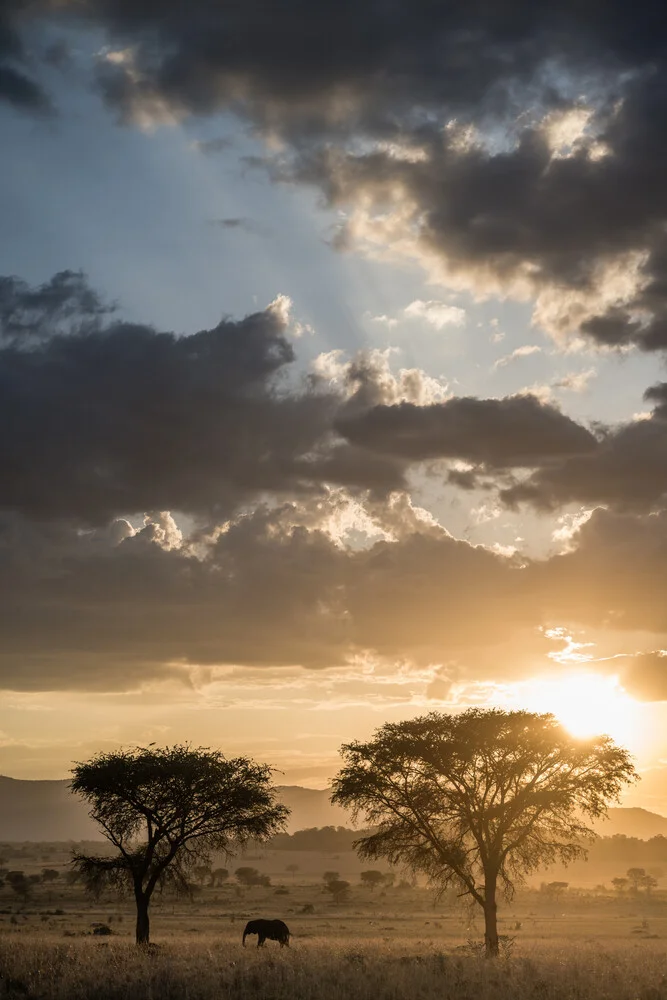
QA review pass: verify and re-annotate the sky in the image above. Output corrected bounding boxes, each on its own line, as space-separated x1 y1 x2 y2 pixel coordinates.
2 0 667 811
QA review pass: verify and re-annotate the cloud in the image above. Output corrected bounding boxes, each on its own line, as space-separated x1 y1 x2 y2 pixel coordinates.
0 2 52 115
0 271 113 345
617 651 667 702
369 314 398 328
5 2 667 350
494 345 542 369
0 272 406 524
286 88 667 352
501 385 667 511
404 300 466 329
531 507 667 636
314 346 449 407
551 368 597 393
336 394 598 468
0 498 536 692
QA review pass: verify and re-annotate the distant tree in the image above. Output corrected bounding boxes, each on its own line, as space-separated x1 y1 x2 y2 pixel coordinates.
323 870 339 884
360 870 385 891
332 709 636 957
210 868 229 888
41 869 60 883
545 881 569 899
627 867 647 893
70 745 288 944
235 866 271 887
193 865 212 887
235 866 258 886
640 874 658 896
7 872 31 902
286 863 300 880
611 877 629 894
325 879 350 904
382 872 396 888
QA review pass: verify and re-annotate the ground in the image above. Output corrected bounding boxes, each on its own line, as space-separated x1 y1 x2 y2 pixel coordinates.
1 843 667 998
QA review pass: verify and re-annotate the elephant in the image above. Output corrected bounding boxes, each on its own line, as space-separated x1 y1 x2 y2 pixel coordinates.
242 918 290 948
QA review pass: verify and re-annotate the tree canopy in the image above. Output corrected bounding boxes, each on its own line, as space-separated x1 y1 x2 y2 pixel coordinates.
70 744 288 944
332 709 637 956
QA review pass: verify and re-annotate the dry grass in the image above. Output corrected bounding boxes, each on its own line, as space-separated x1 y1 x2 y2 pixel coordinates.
1 936 667 1000
3 853 667 999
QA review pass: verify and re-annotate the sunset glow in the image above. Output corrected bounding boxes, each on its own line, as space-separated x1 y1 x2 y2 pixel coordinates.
511 673 642 747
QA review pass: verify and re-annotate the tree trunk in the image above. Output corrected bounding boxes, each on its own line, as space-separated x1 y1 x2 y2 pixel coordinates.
135 892 150 945
483 879 499 958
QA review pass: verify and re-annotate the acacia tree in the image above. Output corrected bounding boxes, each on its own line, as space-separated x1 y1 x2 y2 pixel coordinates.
627 867 647 893
332 709 636 957
360 870 385 891
70 745 288 945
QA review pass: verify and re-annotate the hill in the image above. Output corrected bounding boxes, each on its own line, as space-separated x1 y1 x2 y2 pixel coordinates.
0 776 353 841
593 807 667 840
1 775 665 843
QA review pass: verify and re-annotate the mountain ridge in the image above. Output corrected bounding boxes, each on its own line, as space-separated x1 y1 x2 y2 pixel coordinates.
0 776 352 841
0 775 665 842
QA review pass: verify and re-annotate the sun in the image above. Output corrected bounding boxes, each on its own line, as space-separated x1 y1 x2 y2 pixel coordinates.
510 672 641 747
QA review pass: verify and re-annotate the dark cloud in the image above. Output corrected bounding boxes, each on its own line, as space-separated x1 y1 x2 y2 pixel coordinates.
7 493 667 695
70 0 667 350
501 388 667 511
0 501 535 691
0 2 51 113
336 394 598 468
0 272 405 525
78 0 667 136
3 1 667 347
0 271 113 344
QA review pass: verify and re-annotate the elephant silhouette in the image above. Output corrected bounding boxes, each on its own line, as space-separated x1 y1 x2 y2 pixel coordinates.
242 918 290 948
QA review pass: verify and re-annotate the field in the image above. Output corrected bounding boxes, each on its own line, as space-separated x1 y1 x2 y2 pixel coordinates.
2 843 667 999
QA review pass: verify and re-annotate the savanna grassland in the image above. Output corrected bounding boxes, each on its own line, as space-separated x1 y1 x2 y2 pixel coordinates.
2 843 667 999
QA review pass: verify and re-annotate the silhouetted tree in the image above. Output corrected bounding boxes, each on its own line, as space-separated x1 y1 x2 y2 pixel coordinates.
210 868 228 888
322 870 339 883
332 709 636 957
544 881 569 899
7 872 31 902
235 866 271 887
611 877 629 894
640 874 658 896
285 863 299 880
193 865 212 887
627 867 647 893
70 745 288 944
360 870 385 891
41 869 60 883
325 878 350 904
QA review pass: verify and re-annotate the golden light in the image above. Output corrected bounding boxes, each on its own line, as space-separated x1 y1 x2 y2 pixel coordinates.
506 672 642 748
